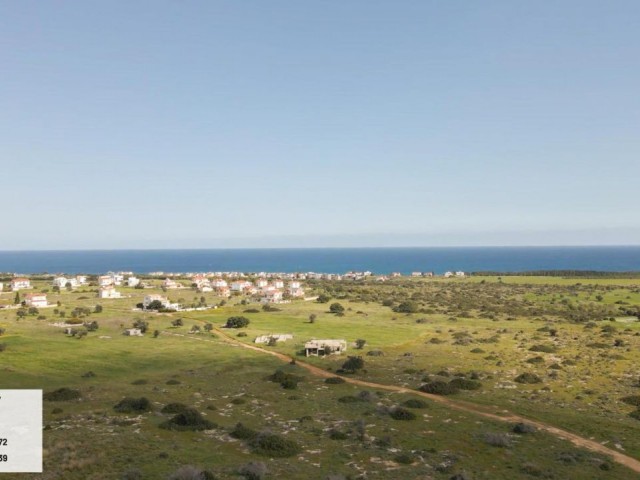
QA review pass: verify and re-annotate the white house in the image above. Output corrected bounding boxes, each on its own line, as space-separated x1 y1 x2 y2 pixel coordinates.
0 282 3 292
444 271 453 278
255 278 268 289
198 284 213 293
260 290 284 304
98 275 114 287
163 278 182 289
98 286 121 299
287 282 305 298
143 294 171 309
455 271 466 277
76 275 88 285
304 339 347 357
230 281 252 292
23 293 48 308
11 278 31 290
212 279 228 288
127 276 140 287
216 286 231 297
52 276 68 288
273 280 284 289
108 272 124 286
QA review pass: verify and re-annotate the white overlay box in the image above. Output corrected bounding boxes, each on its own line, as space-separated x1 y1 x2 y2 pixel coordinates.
0 389 43 472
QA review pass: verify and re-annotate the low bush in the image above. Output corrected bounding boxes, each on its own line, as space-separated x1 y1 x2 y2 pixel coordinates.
329 429 348 440
162 402 189 414
166 379 181 385
448 378 482 390
514 373 542 384
250 431 301 457
419 381 459 395
513 422 537 434
159 408 216 431
325 377 345 384
389 407 416 421
230 422 258 440
238 461 267 480
43 388 81 402
528 345 557 353
114 397 152 413
526 356 545 364
394 453 414 464
621 395 640 406
131 379 148 385
403 398 428 409
338 395 365 404
366 350 384 356
482 432 512 447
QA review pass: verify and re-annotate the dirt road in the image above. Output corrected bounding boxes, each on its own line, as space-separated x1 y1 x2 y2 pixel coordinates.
166 328 640 474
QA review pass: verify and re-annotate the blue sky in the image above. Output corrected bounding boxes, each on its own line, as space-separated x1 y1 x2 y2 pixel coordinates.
1 1 639 249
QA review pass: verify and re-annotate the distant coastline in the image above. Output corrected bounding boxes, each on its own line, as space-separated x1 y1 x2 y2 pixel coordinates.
1 246 639 275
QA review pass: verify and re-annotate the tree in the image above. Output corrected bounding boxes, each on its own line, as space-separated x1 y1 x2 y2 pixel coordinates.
28 307 39 316
203 323 213 332
309 314 317 324
342 356 365 373
153 330 160 338
225 316 250 328
146 300 164 311
355 339 367 349
394 301 419 313
317 294 331 303
14 292 20 304
16 309 27 319
0 328 6 336
52 285 60 293
171 318 184 327
329 303 345 314
65 282 73 291
133 319 149 333
94 304 103 313
85 321 99 332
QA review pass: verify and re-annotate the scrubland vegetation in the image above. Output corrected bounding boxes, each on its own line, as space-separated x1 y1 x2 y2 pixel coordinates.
1 274 639 479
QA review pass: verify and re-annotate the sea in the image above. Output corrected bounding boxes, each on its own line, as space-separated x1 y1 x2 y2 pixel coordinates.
0 246 639 275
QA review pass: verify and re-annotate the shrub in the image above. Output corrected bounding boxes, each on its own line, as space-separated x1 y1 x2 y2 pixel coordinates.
526 356 545 364
114 397 152 413
513 422 537 434
449 378 482 390
329 429 348 440
131 379 148 385
325 377 346 384
341 356 365 373
329 303 345 314
243 308 260 313
355 339 367 349
338 395 365 404
394 453 414 464
225 316 250 328
160 408 216 431
230 422 257 440
403 398 428 409
514 373 542 384
269 369 302 389
621 395 640 406
528 345 557 353
168 465 217 480
482 432 512 447
81 371 96 378
629 410 640 420
166 379 181 385
0 343 7 352
367 350 384 356
429 337 446 344
238 461 268 480
162 402 189 414
250 431 301 457
43 388 81 402
470 347 485 354
419 381 459 395
389 407 416 421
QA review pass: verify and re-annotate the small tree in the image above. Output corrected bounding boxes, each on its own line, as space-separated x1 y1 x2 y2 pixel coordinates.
329 303 345 314
309 313 317 324
14 292 20 304
153 330 160 338
317 294 331 303
16 309 27 319
94 304 103 313
133 319 149 333
225 316 250 328
28 307 39 316
171 318 184 327
355 339 366 349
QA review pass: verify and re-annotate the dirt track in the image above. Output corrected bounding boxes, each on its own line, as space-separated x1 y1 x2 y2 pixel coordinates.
167 328 640 475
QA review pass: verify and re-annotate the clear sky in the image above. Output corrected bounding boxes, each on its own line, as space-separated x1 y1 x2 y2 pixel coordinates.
1 1 639 249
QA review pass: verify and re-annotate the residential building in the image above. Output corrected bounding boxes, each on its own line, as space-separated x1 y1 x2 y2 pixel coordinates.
10 278 31 290
23 293 47 308
98 286 121 299
304 339 347 357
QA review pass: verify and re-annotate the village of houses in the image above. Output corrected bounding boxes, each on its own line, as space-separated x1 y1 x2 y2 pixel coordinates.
0 269 465 354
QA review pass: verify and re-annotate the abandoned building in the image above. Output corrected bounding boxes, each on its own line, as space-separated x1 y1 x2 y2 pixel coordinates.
304 339 347 357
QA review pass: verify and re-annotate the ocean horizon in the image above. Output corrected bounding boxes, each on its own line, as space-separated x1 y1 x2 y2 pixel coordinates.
1 246 639 275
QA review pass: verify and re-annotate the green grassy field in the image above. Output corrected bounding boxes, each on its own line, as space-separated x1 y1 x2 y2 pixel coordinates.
1 276 639 479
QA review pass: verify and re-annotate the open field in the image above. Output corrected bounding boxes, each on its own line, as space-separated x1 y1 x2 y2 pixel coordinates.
1 275 640 479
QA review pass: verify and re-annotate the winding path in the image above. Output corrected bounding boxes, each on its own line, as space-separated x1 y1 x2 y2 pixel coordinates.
165 328 640 475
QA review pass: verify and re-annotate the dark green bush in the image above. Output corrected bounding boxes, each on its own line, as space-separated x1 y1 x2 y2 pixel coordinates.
389 407 416 421
250 431 301 457
403 398 428 409
514 373 542 384
159 408 216 431
419 381 459 395
114 397 152 413
325 376 346 384
448 378 482 390
230 422 258 440
161 402 189 414
43 388 81 402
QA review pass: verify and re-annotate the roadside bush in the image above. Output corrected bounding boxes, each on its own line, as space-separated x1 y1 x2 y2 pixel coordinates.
429 337 446 344
513 422 537 434
166 379 181 385
114 397 152 413
403 398 428 409
448 378 482 390
250 431 301 457
341 356 365 373
514 373 542 384
160 408 216 431
43 388 81 402
162 402 189 414
389 407 416 421
419 381 459 395
325 377 345 384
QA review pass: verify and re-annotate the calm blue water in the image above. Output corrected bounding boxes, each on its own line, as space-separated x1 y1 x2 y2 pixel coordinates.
0 247 639 275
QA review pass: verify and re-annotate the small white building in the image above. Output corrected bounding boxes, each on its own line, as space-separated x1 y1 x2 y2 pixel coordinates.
255 334 293 344
98 275 114 287
98 286 121 299
230 280 252 292
127 276 140 287
304 339 347 357
123 328 143 336
455 271 466 277
76 275 88 285
0 282 3 292
23 293 48 308
52 276 68 288
273 280 284 289
163 278 181 289
444 271 454 278
212 279 228 288
11 278 31 291
255 278 268 288
108 272 125 286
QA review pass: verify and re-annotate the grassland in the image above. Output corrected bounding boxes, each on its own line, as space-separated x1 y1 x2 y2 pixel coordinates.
1 275 639 479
